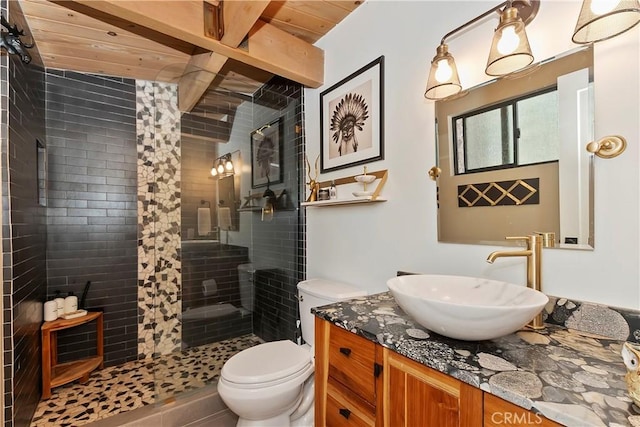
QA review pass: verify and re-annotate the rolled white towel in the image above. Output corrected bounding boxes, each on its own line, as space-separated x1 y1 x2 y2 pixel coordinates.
218 207 232 231
197 207 211 236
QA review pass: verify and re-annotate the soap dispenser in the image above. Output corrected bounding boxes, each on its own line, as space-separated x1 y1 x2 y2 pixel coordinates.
329 180 337 200
54 291 65 318
43 298 58 322
64 291 78 314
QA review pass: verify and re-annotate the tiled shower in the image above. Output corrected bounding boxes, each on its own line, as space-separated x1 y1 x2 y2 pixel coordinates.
1 1 306 422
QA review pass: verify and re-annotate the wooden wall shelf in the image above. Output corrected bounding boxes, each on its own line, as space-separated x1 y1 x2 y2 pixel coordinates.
41 311 104 399
302 169 388 208
301 197 387 207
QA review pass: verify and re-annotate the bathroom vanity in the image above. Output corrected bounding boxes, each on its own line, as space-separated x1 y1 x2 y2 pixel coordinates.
313 292 636 426
315 318 559 426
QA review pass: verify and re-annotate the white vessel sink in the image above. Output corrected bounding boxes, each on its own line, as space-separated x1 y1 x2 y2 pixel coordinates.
386 274 549 341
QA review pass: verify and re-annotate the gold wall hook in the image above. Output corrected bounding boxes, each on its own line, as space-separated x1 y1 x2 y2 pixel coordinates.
428 166 441 181
586 135 627 159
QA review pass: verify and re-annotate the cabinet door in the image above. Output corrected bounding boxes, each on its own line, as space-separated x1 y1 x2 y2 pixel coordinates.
484 394 561 427
383 349 482 427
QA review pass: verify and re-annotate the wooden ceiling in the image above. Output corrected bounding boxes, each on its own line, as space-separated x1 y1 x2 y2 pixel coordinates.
17 0 363 111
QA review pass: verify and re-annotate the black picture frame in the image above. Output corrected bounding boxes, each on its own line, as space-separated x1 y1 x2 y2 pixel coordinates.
320 56 384 173
250 117 283 188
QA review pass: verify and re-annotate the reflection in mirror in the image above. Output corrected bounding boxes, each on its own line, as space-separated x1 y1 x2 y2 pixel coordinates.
217 150 241 236
435 46 594 250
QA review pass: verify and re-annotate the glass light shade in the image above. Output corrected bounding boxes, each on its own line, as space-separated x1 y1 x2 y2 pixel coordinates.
217 162 225 174
485 7 534 76
425 44 462 100
210 166 218 177
572 0 640 43
225 158 234 171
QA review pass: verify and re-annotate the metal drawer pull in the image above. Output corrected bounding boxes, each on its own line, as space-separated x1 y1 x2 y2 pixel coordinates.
374 362 383 378
339 408 351 419
339 347 352 356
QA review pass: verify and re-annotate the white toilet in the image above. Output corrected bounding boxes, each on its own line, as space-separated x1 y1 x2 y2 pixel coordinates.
217 278 366 427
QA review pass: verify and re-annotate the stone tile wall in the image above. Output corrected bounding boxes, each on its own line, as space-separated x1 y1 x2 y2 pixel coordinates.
3 2 48 425
45 70 138 367
136 81 181 358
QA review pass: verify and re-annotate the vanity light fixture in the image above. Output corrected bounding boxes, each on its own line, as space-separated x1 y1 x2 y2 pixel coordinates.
224 155 234 171
424 0 539 100
485 4 534 76
424 43 462 100
210 153 234 177
572 0 640 44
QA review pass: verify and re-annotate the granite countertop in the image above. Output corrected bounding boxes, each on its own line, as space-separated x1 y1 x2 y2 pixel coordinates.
312 291 640 427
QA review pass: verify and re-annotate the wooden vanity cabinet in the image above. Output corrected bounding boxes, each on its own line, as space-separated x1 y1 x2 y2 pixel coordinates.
315 318 384 426
383 349 483 427
316 318 560 427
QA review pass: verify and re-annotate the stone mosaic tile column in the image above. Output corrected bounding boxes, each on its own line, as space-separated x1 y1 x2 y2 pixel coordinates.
136 81 182 358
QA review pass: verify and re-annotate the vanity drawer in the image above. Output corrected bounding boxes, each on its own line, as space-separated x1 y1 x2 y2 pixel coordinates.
328 325 377 403
326 377 375 427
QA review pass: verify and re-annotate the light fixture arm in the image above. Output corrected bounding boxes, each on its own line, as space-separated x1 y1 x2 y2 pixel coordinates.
440 0 538 45
441 2 508 45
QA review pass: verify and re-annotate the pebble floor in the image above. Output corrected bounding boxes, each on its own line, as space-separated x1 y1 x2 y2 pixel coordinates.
29 334 263 427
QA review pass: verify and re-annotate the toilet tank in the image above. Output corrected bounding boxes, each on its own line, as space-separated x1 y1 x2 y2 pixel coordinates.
297 279 367 346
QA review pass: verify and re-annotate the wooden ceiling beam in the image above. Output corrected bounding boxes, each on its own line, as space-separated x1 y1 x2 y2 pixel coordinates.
179 50 227 112
178 0 270 112
218 0 270 47
59 0 324 88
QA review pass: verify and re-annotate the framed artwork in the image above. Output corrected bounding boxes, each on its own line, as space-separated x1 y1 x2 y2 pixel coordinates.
251 117 283 188
320 56 384 173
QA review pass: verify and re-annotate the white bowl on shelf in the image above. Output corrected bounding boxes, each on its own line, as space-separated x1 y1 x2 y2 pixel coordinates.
354 175 376 184
352 191 373 197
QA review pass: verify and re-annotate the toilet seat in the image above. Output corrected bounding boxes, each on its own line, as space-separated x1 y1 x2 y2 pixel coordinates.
221 340 313 388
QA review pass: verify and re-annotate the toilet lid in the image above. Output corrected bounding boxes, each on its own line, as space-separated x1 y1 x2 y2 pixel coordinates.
222 340 312 385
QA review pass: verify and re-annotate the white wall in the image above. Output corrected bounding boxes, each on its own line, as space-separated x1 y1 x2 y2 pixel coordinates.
304 1 640 309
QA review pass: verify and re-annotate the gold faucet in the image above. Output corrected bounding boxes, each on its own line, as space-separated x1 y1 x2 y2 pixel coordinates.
486 234 544 330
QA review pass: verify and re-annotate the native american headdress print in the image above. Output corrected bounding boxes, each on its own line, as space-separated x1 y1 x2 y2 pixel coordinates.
330 93 369 155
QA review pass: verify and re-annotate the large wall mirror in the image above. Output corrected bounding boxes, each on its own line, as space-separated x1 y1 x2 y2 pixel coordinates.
435 46 594 250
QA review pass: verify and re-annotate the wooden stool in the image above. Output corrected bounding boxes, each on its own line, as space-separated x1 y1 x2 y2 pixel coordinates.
41 311 104 399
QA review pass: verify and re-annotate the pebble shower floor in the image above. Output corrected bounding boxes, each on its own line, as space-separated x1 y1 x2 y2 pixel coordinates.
29 334 263 427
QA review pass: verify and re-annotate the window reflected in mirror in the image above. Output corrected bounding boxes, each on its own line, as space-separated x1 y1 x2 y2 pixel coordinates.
453 89 562 175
